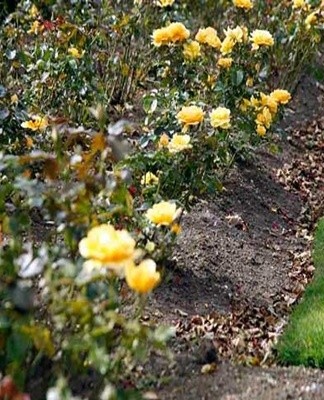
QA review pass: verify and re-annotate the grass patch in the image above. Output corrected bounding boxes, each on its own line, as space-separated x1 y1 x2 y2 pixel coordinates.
277 218 324 367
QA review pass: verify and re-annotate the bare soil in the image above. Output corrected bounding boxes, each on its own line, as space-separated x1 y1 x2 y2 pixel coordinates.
139 49 324 399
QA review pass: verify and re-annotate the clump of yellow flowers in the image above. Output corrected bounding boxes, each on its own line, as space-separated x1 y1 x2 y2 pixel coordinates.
152 22 190 47
79 224 161 294
233 0 253 10
21 116 48 131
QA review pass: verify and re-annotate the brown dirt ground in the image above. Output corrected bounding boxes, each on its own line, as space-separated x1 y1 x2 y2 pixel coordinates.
139 49 324 399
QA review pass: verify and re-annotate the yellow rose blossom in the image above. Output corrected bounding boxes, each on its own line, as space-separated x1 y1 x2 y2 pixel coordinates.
21 116 48 131
29 4 39 18
171 223 182 235
152 22 190 46
146 201 181 226
79 224 136 268
260 93 278 114
157 0 175 6
68 47 84 59
168 134 192 153
176 105 204 127
152 27 172 47
217 57 233 69
141 172 159 185
220 37 236 55
11 94 19 105
256 124 266 136
125 259 160 294
240 98 252 112
225 26 244 43
183 40 201 61
27 20 44 35
305 11 318 28
293 0 305 8
158 133 169 148
255 107 272 128
270 89 291 104
246 77 254 87
210 107 231 129
250 95 260 108
233 0 253 10
195 27 221 48
250 29 274 50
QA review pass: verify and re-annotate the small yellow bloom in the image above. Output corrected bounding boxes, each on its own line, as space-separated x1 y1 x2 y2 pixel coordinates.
141 172 159 185
246 77 254 87
168 134 192 153
305 11 318 28
171 223 182 235
270 89 291 104
158 133 169 148
256 124 266 136
125 259 160 294
195 27 221 49
240 98 252 112
220 36 236 55
28 21 44 35
183 40 201 60
146 201 181 226
21 116 48 131
152 22 190 47
11 94 19 105
225 26 244 43
210 107 231 129
260 93 278 114
79 224 136 268
157 0 175 6
217 57 233 69
68 47 84 59
176 105 204 127
250 29 274 50
233 0 253 10
29 4 39 18
255 107 272 128
293 0 305 8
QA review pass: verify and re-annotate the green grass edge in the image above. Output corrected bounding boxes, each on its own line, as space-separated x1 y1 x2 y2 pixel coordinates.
276 217 324 368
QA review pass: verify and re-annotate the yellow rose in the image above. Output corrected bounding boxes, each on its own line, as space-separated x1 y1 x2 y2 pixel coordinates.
270 89 291 104
146 201 181 226
152 22 190 46
158 133 169 148
157 0 175 7
21 116 48 131
293 0 305 8
224 26 244 43
125 259 160 294
217 57 233 69
239 98 252 112
305 12 318 29
141 172 159 185
168 134 192 153
68 47 84 59
210 107 231 129
79 224 135 267
176 105 204 127
167 22 190 43
256 124 266 136
152 27 172 47
195 27 221 49
183 40 201 60
255 107 272 128
250 29 274 50
260 93 278 114
27 20 44 35
246 77 254 87
220 36 236 55
233 0 253 9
